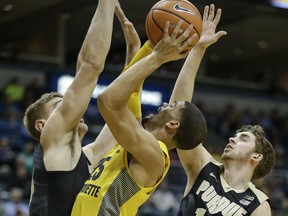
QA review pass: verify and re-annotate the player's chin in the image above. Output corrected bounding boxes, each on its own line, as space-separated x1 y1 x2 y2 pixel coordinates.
221 152 233 160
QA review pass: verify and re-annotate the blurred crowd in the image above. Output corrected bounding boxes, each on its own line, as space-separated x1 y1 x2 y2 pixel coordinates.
0 74 287 216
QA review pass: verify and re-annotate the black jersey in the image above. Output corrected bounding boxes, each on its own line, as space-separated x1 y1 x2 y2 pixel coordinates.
47 151 92 216
29 144 48 216
177 162 268 216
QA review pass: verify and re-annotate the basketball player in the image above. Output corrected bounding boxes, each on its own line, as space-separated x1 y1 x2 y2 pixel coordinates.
171 5 276 216
70 5 220 213
24 1 142 215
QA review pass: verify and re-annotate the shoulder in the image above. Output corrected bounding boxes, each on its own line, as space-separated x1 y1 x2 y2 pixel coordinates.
157 140 170 168
157 141 169 156
211 159 223 167
251 201 271 216
199 160 223 174
247 182 269 203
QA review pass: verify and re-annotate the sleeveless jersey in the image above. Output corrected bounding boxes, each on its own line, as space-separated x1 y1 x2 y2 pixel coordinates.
177 162 269 216
47 150 92 216
71 141 170 216
29 143 48 216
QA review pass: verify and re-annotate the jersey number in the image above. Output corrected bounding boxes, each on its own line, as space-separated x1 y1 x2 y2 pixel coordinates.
89 157 111 181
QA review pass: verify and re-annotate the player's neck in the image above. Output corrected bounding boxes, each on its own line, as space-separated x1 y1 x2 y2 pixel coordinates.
222 162 253 189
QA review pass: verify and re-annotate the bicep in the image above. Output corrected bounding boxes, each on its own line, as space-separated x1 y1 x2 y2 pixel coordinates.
57 65 101 132
105 107 147 151
102 106 163 168
40 110 67 148
251 201 272 216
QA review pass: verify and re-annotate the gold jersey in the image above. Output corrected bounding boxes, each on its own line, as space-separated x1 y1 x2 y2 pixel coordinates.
71 141 170 216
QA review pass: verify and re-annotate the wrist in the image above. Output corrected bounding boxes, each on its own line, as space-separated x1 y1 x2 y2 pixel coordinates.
147 40 155 49
190 45 207 58
149 52 164 69
193 44 207 52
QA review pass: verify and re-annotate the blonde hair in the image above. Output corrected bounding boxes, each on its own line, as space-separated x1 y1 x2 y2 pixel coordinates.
23 92 63 141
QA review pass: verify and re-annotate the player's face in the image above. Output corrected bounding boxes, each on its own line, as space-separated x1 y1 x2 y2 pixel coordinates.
221 132 257 161
142 101 183 131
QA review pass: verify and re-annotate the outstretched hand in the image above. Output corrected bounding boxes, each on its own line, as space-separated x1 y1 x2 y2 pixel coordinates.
197 4 227 48
115 0 141 65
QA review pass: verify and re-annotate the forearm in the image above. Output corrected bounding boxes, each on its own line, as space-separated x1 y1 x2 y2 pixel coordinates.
114 0 141 67
169 45 206 103
100 20 189 110
120 42 153 118
90 45 152 155
99 53 161 110
125 43 141 67
77 0 115 73
61 0 115 127
122 41 152 91
123 42 152 72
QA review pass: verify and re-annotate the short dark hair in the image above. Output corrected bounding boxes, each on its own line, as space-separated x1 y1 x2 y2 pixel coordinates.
236 125 275 180
174 101 207 150
23 92 63 141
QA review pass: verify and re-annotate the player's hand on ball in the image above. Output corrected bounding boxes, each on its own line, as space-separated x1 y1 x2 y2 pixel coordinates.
154 20 196 63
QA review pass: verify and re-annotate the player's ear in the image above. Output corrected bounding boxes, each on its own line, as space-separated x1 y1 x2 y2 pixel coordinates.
35 119 46 133
165 120 180 133
251 153 263 163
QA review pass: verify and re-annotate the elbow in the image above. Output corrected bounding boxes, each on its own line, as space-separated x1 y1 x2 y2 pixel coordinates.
97 91 109 115
79 61 105 78
97 90 118 115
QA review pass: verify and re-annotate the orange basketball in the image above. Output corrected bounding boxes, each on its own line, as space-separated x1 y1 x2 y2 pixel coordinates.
145 0 203 50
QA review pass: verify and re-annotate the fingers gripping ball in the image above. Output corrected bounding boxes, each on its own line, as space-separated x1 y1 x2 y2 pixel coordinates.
145 0 203 49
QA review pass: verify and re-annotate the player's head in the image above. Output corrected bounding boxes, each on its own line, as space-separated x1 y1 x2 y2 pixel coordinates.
142 101 207 150
222 125 275 180
173 101 207 150
23 92 63 141
237 125 275 180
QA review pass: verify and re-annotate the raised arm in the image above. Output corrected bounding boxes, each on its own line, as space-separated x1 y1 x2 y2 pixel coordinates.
97 21 194 185
115 0 141 66
84 2 153 167
41 0 115 164
171 4 227 186
170 4 226 102
85 43 154 167
76 1 115 73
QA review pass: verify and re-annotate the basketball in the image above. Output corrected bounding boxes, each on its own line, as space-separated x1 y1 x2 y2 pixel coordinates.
145 0 203 49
